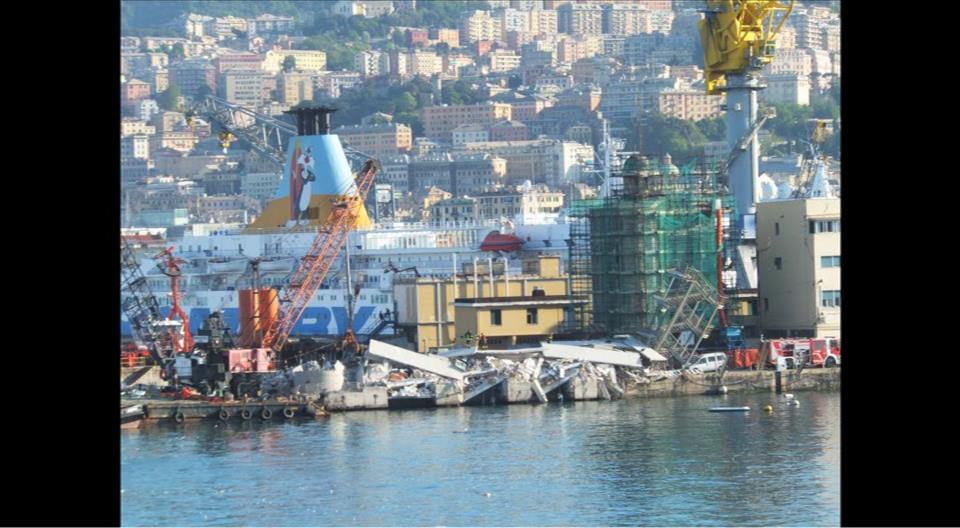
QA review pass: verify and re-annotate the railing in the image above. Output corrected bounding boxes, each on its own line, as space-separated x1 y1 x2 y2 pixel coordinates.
120 356 154 369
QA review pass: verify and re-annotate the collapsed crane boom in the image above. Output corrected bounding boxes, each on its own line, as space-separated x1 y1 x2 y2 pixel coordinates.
120 235 167 365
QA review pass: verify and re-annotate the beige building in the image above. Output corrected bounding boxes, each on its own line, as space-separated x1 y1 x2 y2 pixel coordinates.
263 50 327 74
219 70 264 109
421 102 512 141
406 50 444 77
770 48 813 77
277 72 314 108
428 197 480 224
473 186 564 220
488 50 522 72
757 197 840 339
430 28 461 48
603 3 653 36
150 131 199 153
451 123 489 145
461 138 587 187
395 255 572 351
121 118 156 137
529 9 558 35
558 3 604 35
333 123 413 158
657 90 725 121
460 10 501 43
764 73 810 106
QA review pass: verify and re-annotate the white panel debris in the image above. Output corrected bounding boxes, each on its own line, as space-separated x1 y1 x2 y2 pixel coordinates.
541 343 646 369
369 340 466 381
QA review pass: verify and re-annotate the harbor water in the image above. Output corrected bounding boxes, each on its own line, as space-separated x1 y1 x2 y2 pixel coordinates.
121 391 840 527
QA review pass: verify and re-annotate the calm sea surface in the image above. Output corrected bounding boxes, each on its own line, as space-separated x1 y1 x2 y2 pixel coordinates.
121 391 839 527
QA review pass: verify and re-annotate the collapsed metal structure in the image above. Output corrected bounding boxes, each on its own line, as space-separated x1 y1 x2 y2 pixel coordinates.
565 156 730 362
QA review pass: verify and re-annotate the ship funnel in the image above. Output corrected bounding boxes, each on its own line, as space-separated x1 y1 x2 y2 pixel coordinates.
285 106 337 136
248 105 371 232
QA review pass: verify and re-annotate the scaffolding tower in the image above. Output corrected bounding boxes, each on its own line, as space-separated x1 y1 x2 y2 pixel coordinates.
565 155 734 341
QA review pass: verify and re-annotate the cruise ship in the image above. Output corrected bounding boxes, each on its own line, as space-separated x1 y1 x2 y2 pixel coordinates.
121 110 572 340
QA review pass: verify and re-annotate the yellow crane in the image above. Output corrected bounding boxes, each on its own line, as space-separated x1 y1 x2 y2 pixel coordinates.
700 0 794 95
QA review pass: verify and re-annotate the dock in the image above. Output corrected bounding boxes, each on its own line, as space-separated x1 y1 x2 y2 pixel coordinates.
122 398 320 423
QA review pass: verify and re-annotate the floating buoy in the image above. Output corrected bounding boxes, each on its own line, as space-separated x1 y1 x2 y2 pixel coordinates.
789 399 800 407
717 385 728 394
764 405 774 413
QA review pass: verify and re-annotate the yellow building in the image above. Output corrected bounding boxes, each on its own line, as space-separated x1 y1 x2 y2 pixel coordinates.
394 255 574 352
264 50 327 73
421 102 512 142
277 72 314 108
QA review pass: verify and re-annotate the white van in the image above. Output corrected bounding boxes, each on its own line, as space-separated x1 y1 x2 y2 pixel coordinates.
686 352 728 374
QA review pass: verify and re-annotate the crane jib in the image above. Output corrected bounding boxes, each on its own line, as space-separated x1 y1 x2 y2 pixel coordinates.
261 162 379 352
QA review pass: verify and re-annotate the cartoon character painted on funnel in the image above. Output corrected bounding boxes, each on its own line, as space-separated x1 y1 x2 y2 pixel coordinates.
288 147 317 227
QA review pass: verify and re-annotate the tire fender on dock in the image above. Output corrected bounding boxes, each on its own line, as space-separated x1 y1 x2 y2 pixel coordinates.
240 408 252 420
218 408 230 421
173 410 185 423
261 407 273 420
283 407 295 419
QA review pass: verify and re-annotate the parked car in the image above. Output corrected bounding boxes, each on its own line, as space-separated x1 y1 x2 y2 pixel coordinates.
686 352 728 374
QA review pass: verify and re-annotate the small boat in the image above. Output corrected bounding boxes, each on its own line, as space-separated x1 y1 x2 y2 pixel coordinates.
709 406 751 413
258 257 296 272
207 258 248 273
121 404 146 429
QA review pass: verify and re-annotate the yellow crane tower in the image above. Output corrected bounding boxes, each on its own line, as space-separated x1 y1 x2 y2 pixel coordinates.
699 0 794 336
700 0 794 95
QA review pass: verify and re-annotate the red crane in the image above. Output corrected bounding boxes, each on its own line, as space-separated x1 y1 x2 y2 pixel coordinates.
154 247 194 353
260 158 380 354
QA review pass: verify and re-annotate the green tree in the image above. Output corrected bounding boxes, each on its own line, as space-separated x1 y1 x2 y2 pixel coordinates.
696 116 726 141
394 92 417 113
170 42 185 61
434 41 450 55
633 112 708 163
282 55 296 72
157 85 183 111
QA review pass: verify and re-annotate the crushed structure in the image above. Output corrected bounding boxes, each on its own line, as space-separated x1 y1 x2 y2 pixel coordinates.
565 155 733 341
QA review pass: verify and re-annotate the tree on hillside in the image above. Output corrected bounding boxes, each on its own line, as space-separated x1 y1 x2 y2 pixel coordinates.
394 92 417 114
283 55 296 72
632 112 708 163
170 42 186 61
158 85 183 111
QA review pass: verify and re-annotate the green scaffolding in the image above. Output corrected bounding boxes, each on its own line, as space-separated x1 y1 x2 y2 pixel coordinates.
565 157 736 336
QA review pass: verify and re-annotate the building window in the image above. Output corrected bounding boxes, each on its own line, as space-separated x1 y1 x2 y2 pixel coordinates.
774 257 782 270
526 308 538 325
764 298 769 312
821 290 841 308
810 219 841 233
821 256 841 268
775 222 780 236
490 309 502 326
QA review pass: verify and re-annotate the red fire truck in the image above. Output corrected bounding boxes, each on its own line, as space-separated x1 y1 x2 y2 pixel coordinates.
766 338 841 369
